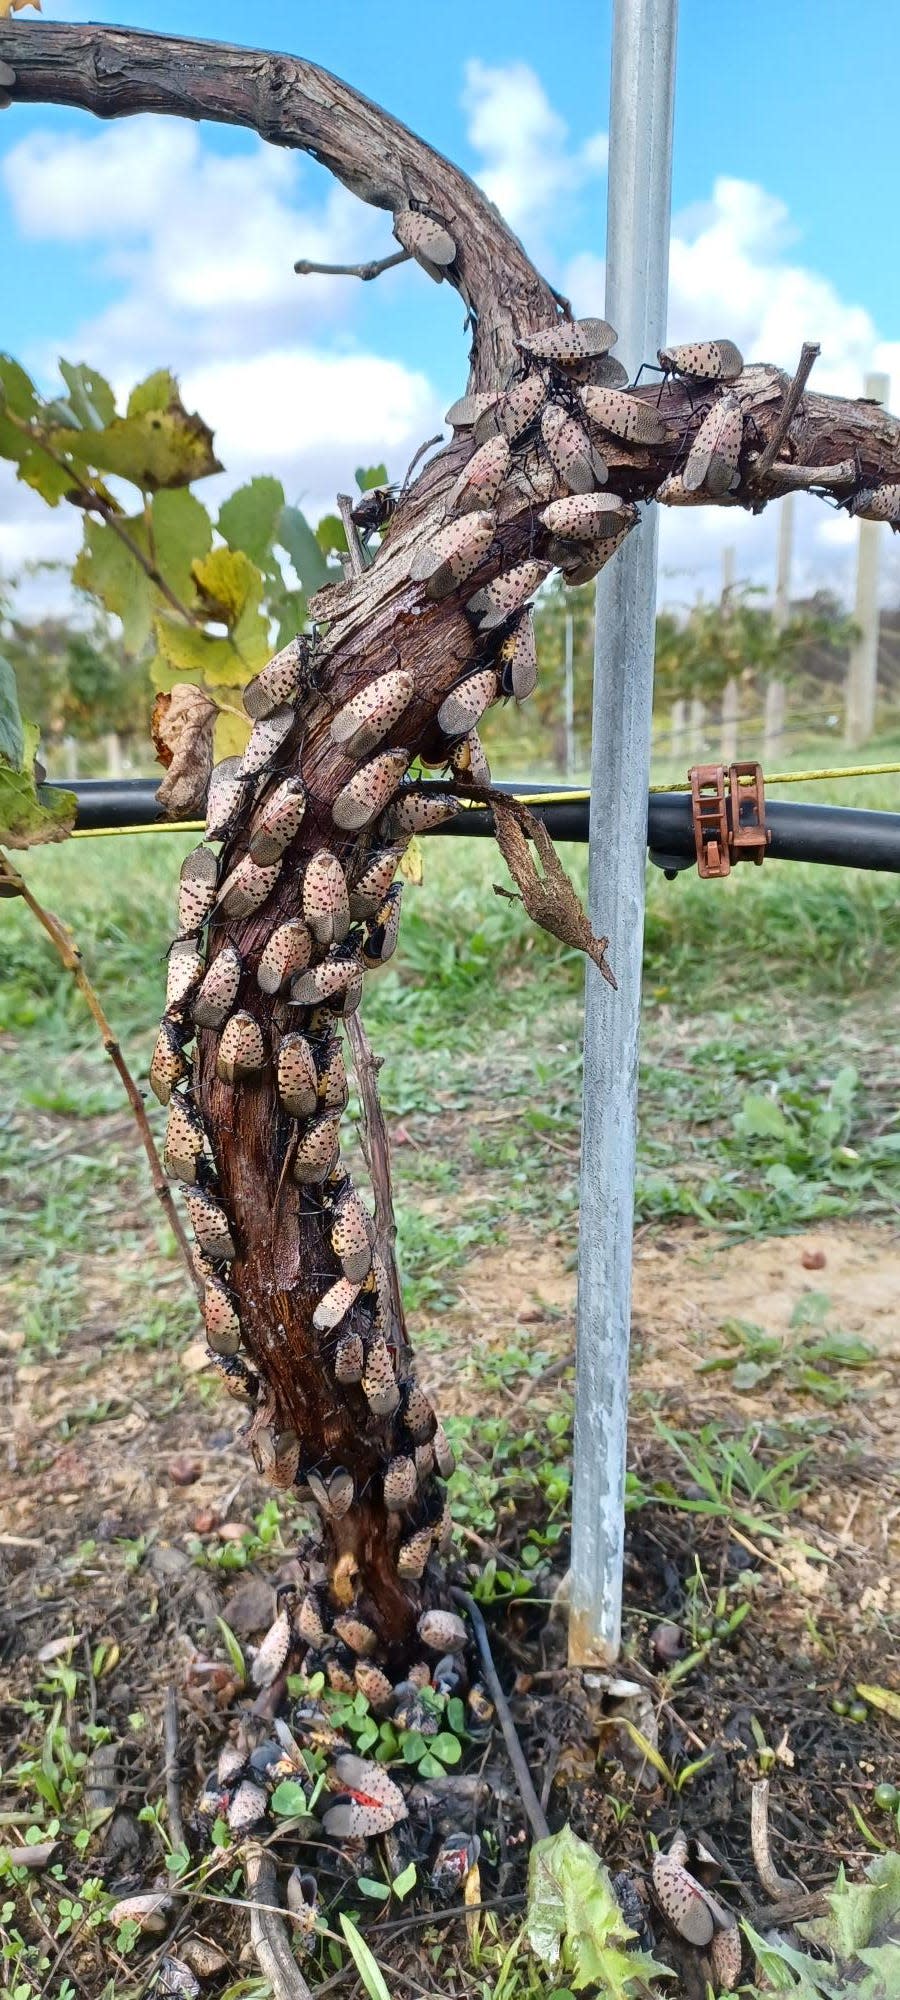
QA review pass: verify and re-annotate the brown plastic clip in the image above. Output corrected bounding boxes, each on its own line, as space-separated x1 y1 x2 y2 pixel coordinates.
689 761 770 878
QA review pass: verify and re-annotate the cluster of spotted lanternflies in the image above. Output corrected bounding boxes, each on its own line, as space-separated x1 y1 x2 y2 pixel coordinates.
145 254 815 1955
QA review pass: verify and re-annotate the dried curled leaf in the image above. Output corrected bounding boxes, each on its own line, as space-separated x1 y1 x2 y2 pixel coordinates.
491 796 616 988
153 683 218 819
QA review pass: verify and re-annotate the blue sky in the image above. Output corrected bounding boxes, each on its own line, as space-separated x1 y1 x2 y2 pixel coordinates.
3 0 900 609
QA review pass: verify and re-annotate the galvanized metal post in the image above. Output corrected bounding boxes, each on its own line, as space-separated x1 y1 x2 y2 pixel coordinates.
845 371 888 748
569 0 679 1667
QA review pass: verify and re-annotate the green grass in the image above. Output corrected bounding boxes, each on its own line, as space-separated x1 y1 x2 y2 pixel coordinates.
2 782 898 1322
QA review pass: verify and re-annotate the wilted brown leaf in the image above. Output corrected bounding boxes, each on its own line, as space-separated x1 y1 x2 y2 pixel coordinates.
152 682 217 820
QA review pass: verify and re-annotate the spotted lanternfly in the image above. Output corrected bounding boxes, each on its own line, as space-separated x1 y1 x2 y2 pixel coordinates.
498 610 538 701
555 520 635 586
330 670 415 759
409 509 496 600
237 703 296 780
185 1186 236 1262
322 1753 408 1838
307 1465 354 1518
369 1252 393 1330
285 1868 319 1949
448 434 511 515
437 1501 453 1551
445 390 500 430
290 948 361 1010
654 471 711 507
354 1662 394 1713
384 789 460 837
397 1524 433 1580
227 1777 269 1834
849 482 900 523
210 1350 259 1401
383 1454 418 1511
450 729 491 786
332 748 410 832
106 1893 172 1936
296 1591 326 1649
350 484 397 538
333 1613 377 1656
683 391 743 497
319 1039 348 1111
518 317 617 365
243 636 309 720
216 1009 267 1084
431 1831 482 1903
651 1848 720 1946
403 1383 436 1444
202 1275 241 1355
542 492 635 543
334 1332 365 1383
193 1249 215 1285
205 756 247 841
393 206 457 282
414 1441 434 1481
217 1742 247 1787
215 854 281 921
418 1607 467 1653
348 850 406 925
437 666 498 737
302 850 350 947
467 558 549 630
467 1681 493 1729
361 1336 400 1418
475 376 546 446
392 1683 438 1735
251 1608 292 1687
432 1423 456 1478
292 1113 342 1185
540 402 608 493
326 1652 357 1695
248 777 307 864
166 942 205 1013
164 1092 206 1184
312 1273 361 1333
361 883 403 969
177 846 219 936
658 338 743 383
710 1925 742 1987
192 943 241 1030
149 1019 189 1104
585 354 631 388
258 919 312 995
579 383 667 444
331 1189 374 1283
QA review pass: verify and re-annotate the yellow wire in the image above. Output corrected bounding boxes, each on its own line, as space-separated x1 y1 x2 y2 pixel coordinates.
65 761 900 839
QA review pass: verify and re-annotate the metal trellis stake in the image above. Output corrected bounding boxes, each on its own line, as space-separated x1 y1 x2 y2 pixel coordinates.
569 0 679 1666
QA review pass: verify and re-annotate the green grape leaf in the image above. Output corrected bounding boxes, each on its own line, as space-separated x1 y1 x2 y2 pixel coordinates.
316 511 348 555
219 476 285 567
127 369 180 417
355 463 389 491
49 394 222 491
73 517 156 656
278 503 332 593
0 353 39 419
0 707 75 850
151 487 213 606
0 654 25 768
58 360 116 432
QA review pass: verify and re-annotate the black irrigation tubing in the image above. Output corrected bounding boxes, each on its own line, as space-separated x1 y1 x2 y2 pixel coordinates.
46 778 900 876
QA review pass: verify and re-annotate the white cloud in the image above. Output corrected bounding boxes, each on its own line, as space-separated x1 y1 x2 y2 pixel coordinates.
463 59 607 239
2 117 391 369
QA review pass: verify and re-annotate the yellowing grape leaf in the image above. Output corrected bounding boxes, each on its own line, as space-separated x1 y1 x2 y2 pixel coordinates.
127 369 180 418
191 546 262 628
0 2 42 19
152 618 242 688
48 393 222 490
